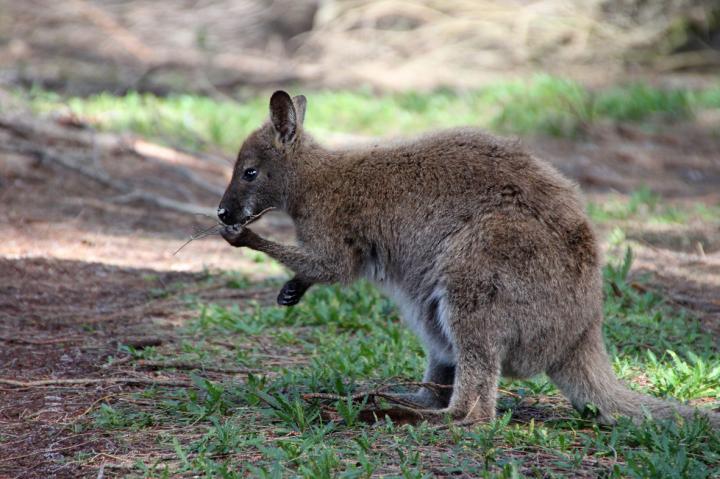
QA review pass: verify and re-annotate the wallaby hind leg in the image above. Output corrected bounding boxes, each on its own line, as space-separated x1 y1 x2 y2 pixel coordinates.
409 307 501 422
395 351 499 422
443 342 500 421
418 356 455 407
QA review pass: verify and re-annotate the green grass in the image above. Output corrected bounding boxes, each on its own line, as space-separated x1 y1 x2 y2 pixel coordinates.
24 75 720 152
587 187 692 224
87 249 719 478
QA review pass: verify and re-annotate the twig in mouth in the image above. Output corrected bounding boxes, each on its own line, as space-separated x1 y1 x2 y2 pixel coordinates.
237 206 276 227
172 206 276 256
173 223 223 255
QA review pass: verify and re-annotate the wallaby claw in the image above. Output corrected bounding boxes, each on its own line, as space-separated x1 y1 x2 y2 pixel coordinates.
277 278 311 306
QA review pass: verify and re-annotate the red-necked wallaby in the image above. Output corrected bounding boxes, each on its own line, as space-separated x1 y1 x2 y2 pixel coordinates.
217 90 719 426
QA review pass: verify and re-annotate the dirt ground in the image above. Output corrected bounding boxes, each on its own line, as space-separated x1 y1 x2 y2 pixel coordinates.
1 109 719 477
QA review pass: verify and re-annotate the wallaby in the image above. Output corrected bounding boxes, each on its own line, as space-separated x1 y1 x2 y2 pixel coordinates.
217 90 719 426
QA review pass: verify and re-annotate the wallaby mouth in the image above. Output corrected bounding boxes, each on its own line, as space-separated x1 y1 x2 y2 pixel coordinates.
236 205 257 226
227 207 277 229
234 216 251 227
217 205 255 227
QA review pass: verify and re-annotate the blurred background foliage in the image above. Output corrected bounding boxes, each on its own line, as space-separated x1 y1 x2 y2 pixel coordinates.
1 0 719 96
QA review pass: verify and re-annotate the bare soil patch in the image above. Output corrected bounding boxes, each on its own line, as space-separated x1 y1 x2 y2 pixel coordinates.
533 119 720 198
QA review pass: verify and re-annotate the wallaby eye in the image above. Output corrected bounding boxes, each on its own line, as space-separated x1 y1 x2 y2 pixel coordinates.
242 167 258 181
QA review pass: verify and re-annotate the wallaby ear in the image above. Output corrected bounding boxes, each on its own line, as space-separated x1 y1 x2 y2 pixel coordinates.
269 90 298 144
292 95 307 125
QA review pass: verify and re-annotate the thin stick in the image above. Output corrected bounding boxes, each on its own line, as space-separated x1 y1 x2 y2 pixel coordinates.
172 206 277 255
375 381 453 392
0 440 96 464
432 416 492 431
173 223 223 255
73 395 115 420
301 381 454 406
0 335 84 345
134 360 264 374
101 356 132 369
0 377 191 388
238 206 277 227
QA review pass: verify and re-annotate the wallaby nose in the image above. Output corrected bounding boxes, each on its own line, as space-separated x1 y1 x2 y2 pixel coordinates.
217 207 231 224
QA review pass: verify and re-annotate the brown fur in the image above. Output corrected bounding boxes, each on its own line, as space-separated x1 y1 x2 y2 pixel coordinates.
218 91 719 426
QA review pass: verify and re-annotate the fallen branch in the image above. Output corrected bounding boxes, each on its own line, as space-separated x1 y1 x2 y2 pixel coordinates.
0 113 227 173
0 141 215 217
302 381 454 408
73 394 116 420
0 335 84 345
303 381 523 425
0 377 191 388
303 391 382 402
101 356 133 369
134 360 264 375
0 113 226 211
0 440 96 464
119 336 165 349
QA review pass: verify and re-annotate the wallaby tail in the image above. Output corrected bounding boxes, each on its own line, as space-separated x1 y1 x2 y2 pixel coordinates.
548 325 720 428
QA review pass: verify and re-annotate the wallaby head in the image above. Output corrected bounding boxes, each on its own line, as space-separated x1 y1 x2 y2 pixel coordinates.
217 90 307 225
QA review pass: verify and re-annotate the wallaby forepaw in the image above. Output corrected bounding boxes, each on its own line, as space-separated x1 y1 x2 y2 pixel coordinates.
277 283 302 306
277 279 309 306
220 225 254 247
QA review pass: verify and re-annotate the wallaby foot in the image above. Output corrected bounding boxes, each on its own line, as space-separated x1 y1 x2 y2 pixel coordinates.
385 403 495 424
440 364 499 423
395 348 498 423
431 301 501 423
277 277 312 306
357 402 492 426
